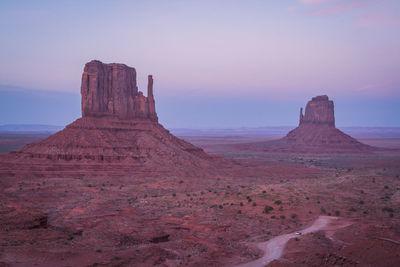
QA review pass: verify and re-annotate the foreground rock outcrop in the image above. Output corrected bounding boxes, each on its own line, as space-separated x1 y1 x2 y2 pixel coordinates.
0 60 223 178
234 95 374 154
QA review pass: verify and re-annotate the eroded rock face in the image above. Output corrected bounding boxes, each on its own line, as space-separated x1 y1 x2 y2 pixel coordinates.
81 60 157 121
299 95 335 127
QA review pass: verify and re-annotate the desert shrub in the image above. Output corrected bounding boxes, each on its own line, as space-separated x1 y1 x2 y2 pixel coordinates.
335 211 340 216
274 200 282 205
240 202 243 206
172 193 176 197
262 190 266 194
252 202 257 207
291 213 297 219
359 200 364 204
263 205 274 214
179 180 184 184
279 206 283 211
320 207 326 214
384 185 389 189
219 205 223 209
280 215 285 219
349 207 356 212
95 249 102 253
237 210 242 214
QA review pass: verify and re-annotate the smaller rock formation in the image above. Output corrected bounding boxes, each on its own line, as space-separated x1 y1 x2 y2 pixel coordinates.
299 95 335 127
234 95 373 154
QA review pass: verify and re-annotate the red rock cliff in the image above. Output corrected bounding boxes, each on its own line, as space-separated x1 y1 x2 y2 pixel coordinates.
81 60 157 121
299 95 335 127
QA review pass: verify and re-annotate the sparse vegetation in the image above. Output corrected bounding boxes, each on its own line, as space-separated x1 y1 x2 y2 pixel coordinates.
263 205 274 214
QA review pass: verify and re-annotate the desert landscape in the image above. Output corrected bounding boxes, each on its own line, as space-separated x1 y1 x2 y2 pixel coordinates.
1 1 400 267
0 60 399 267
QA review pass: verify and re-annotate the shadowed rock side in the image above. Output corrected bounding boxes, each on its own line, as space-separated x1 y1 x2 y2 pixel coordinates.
0 60 225 178
234 95 374 154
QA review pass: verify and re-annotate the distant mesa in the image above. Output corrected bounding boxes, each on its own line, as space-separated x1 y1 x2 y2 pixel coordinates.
235 95 374 154
0 60 222 178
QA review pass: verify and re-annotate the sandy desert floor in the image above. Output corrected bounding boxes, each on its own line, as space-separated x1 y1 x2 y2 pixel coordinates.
0 133 399 266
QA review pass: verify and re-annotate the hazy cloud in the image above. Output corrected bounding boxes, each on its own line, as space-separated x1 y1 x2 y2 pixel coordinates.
358 12 400 27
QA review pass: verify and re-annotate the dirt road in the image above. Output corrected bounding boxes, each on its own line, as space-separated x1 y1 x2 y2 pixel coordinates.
237 216 352 267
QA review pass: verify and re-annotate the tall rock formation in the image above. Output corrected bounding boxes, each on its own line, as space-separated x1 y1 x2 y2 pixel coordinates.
0 60 222 178
235 95 373 154
81 60 157 121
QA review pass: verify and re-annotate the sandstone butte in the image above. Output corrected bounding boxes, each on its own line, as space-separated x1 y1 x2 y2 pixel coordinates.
234 95 374 154
0 60 225 178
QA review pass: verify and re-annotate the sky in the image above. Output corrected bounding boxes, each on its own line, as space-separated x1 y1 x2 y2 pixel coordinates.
0 0 399 128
